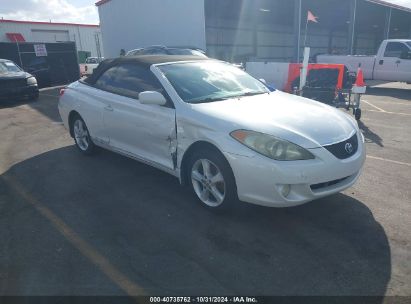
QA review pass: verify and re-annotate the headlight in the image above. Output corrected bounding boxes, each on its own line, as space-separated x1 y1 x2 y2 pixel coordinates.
231 130 315 161
27 77 37 85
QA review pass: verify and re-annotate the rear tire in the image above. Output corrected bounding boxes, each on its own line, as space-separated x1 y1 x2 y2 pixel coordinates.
71 115 95 155
188 148 237 211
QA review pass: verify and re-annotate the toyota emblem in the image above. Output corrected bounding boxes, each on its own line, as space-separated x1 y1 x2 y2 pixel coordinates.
345 143 354 154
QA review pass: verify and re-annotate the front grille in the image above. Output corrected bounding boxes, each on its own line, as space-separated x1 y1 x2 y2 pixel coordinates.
311 176 349 191
0 79 27 90
324 133 358 159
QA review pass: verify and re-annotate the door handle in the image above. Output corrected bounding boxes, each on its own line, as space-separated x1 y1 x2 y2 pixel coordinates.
104 105 114 112
379 60 384 65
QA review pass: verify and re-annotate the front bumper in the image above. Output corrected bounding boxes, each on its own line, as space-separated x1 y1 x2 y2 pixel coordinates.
0 85 39 100
223 133 366 207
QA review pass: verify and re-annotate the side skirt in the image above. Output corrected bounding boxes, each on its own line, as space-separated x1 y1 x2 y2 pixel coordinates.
93 138 181 180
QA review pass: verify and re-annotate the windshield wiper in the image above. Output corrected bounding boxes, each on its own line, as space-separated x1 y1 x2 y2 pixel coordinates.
191 97 231 104
235 91 268 98
190 91 268 104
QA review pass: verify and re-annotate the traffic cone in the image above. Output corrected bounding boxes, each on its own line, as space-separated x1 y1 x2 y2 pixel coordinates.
354 68 365 87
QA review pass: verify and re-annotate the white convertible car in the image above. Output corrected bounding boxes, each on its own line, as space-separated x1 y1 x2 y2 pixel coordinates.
58 56 365 210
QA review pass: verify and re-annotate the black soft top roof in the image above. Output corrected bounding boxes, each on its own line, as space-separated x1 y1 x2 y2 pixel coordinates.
85 55 211 84
109 55 209 67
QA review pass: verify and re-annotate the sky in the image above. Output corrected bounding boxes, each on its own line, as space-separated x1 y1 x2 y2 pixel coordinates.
0 0 411 25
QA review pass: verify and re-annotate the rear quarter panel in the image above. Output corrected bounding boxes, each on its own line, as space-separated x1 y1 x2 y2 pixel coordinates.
58 81 106 141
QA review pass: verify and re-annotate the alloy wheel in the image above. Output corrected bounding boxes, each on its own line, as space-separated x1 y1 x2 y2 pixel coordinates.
73 119 89 151
191 159 226 207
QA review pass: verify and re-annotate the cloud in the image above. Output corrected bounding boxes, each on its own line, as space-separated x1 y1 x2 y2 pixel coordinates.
0 0 99 24
388 0 411 8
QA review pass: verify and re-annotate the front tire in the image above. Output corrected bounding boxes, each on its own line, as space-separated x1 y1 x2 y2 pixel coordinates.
71 115 95 155
188 149 237 211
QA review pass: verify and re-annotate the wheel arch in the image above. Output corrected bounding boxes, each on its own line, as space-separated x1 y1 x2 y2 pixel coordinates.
179 140 236 189
68 110 81 138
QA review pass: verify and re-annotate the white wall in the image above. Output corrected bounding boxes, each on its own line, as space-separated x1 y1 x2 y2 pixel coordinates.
98 0 206 58
246 62 290 90
0 21 104 57
31 29 70 42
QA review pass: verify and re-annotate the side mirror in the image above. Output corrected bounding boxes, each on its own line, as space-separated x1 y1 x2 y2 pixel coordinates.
400 50 411 60
138 91 167 106
259 78 267 84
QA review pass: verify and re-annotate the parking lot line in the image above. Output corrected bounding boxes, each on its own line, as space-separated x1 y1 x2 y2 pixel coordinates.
362 100 411 116
371 101 411 106
362 100 386 112
366 109 411 116
2 174 146 297
368 155 411 167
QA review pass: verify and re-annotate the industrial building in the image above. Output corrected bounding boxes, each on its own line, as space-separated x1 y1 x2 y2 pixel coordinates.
0 19 103 60
96 0 411 62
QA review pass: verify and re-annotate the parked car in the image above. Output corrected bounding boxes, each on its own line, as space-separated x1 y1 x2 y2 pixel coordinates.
317 39 411 83
126 46 207 57
80 57 104 76
25 57 51 88
58 55 365 210
0 59 39 101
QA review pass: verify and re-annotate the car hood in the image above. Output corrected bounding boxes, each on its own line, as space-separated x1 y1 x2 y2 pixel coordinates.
190 91 358 149
0 71 31 80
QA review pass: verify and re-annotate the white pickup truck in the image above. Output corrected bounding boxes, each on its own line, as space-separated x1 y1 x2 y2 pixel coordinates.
317 39 411 83
79 57 104 77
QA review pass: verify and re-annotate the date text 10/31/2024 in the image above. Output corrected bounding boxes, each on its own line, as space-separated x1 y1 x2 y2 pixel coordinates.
149 297 258 303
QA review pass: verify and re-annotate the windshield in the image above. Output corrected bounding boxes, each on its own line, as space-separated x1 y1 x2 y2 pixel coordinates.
406 42 411 49
158 61 269 104
0 61 21 73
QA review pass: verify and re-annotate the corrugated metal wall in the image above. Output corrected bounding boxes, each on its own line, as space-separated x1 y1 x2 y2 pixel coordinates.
205 0 411 62
0 21 103 57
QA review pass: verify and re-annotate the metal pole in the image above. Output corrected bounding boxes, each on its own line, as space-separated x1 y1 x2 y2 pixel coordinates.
294 0 302 62
15 39 23 68
95 33 102 59
349 0 357 55
252 0 259 58
303 19 309 48
385 8 392 39
298 0 302 62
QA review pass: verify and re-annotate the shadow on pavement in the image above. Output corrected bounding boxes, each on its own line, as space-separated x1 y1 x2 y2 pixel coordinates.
31 88 62 122
0 88 62 122
0 146 391 297
366 87 411 100
358 120 384 147
0 98 35 110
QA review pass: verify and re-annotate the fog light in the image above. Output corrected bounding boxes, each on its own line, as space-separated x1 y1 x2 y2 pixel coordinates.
279 184 291 198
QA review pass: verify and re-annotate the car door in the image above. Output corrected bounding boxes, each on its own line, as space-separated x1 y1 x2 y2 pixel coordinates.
94 63 176 170
374 42 409 82
398 43 411 82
